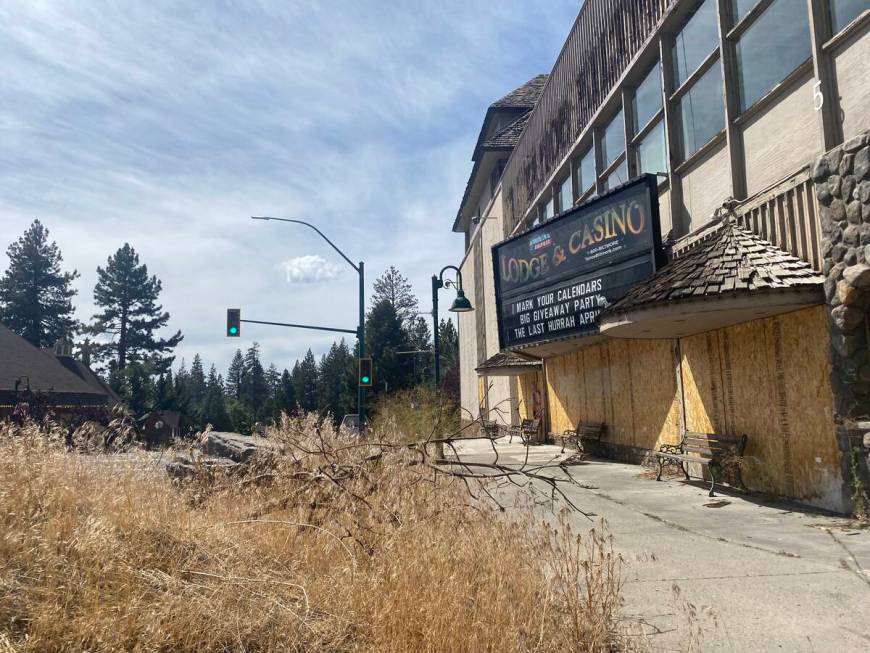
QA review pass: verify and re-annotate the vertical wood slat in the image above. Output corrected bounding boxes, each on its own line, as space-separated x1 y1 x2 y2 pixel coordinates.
502 0 675 233
735 171 822 271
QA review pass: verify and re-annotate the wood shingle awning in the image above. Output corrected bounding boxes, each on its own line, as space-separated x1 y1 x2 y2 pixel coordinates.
599 221 824 339
476 351 542 376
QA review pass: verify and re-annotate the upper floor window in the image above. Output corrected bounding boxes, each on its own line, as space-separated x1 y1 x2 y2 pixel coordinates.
830 0 867 34
602 110 625 167
673 0 719 88
633 63 663 133
544 196 555 221
637 120 667 176
678 63 724 160
735 0 811 111
558 175 573 214
604 160 628 192
578 147 596 196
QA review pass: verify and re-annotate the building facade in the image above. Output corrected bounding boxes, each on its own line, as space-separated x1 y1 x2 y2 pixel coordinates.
454 0 869 512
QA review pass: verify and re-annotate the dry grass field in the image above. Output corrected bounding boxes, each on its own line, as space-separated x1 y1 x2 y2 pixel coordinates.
0 415 628 652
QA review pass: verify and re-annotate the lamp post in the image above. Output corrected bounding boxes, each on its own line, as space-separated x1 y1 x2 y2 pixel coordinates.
431 265 473 387
251 216 367 428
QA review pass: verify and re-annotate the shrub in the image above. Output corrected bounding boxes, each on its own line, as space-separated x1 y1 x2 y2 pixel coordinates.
0 416 626 652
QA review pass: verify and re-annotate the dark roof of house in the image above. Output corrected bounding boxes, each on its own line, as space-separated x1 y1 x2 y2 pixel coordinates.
47 352 122 404
476 351 541 373
0 324 114 406
605 222 824 314
490 74 549 109
483 112 531 149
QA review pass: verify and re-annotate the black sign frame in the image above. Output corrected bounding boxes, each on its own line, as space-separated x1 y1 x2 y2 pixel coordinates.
492 174 665 351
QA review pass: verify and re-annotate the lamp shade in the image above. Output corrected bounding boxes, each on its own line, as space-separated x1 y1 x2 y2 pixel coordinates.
449 289 473 312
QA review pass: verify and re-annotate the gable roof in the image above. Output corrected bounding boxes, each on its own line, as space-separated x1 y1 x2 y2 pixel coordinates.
0 324 112 404
490 74 549 109
455 75 548 233
46 351 122 404
604 222 824 315
483 112 531 150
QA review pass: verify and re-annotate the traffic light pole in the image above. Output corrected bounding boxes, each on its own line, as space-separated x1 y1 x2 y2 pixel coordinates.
251 216 366 428
357 260 366 428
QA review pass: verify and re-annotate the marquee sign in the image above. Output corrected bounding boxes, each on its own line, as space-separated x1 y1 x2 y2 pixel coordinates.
493 175 663 350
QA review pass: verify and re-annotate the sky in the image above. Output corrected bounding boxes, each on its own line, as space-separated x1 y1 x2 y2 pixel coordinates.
0 0 580 374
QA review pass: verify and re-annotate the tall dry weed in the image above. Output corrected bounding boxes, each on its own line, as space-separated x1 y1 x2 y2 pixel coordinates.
0 416 626 652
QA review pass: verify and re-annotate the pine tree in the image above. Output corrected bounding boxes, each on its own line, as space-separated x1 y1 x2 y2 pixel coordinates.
277 369 297 415
293 350 319 412
90 243 182 371
202 364 232 431
0 220 80 347
408 316 433 384
371 266 419 328
318 339 356 420
240 342 267 416
225 349 244 399
265 363 280 400
366 299 412 391
154 369 177 411
189 354 206 409
438 318 460 402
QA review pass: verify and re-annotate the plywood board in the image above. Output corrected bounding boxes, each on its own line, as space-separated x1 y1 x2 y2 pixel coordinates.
629 339 680 449
772 307 842 507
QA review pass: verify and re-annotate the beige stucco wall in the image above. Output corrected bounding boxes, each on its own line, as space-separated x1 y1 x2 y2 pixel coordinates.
741 73 820 196
679 141 731 232
458 248 479 423
834 23 870 142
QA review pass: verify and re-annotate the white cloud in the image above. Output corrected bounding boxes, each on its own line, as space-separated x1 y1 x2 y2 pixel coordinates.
281 255 343 284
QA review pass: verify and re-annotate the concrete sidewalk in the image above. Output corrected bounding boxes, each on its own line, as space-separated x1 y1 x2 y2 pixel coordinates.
452 439 870 652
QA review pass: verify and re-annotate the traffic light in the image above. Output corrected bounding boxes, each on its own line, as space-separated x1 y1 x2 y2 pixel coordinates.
359 357 373 387
227 308 240 337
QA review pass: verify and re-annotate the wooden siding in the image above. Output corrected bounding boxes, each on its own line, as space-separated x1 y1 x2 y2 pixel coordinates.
501 0 676 234
735 169 823 271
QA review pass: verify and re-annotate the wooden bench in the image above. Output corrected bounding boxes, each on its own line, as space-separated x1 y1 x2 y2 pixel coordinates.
560 420 606 454
480 419 500 439
508 418 541 445
655 431 748 497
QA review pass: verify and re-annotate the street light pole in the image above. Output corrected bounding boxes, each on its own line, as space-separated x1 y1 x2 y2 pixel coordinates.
252 216 366 428
431 265 473 387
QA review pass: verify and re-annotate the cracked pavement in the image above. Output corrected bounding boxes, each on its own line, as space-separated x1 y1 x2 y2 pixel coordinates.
451 439 870 651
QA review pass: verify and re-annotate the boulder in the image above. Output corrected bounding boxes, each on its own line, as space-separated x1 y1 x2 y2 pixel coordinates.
166 453 240 480
843 263 870 289
856 147 870 179
812 155 830 182
203 431 280 463
831 304 865 332
837 279 861 306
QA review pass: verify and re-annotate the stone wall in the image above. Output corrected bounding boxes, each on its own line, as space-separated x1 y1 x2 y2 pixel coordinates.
813 131 870 500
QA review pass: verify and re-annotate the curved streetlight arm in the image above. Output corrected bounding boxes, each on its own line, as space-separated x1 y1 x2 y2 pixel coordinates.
435 265 463 291
251 216 359 273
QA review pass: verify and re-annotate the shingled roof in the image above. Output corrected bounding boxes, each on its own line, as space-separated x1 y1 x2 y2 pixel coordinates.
476 351 541 376
483 112 531 150
0 324 113 405
605 222 824 315
490 74 549 109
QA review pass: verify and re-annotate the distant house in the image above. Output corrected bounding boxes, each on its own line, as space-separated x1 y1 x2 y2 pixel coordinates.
0 323 119 421
140 410 181 447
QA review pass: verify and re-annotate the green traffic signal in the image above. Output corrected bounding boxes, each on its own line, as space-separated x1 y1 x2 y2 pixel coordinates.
359 357 373 387
227 308 241 337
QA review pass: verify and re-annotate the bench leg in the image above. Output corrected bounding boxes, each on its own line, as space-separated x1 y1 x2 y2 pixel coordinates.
680 461 690 481
735 465 747 492
560 437 566 454
656 457 664 481
708 465 716 497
